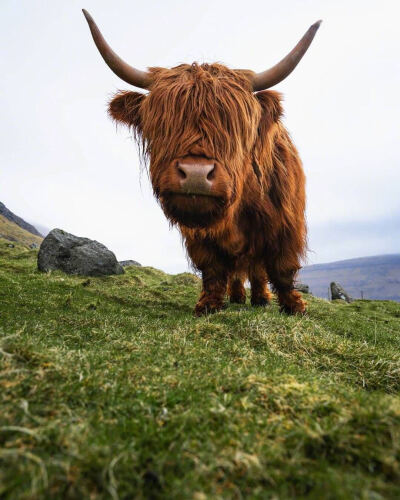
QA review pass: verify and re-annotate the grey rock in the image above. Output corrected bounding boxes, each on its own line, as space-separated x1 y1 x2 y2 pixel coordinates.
38 229 124 276
30 243 39 249
330 282 353 303
295 282 310 294
7 243 15 248
119 259 141 267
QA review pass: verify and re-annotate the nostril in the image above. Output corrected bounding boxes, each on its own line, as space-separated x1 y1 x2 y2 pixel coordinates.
177 167 187 180
207 166 215 181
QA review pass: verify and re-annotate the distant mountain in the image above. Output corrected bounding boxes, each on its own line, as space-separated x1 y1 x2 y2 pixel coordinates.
31 222 50 237
299 255 400 302
0 202 42 237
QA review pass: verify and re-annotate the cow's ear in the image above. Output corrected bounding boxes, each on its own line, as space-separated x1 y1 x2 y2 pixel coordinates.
255 90 283 129
108 91 145 130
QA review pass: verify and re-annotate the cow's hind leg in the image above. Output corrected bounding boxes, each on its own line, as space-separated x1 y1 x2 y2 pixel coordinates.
249 264 272 306
266 259 306 314
228 271 247 304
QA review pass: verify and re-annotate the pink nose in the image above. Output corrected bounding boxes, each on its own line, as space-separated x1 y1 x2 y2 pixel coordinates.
177 162 215 195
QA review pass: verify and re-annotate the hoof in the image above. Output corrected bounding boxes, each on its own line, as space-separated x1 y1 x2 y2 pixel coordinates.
229 294 246 304
278 290 306 315
251 296 271 307
280 305 307 315
279 300 307 315
194 301 226 317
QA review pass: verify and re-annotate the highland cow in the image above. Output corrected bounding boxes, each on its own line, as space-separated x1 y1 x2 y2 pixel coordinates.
83 10 321 316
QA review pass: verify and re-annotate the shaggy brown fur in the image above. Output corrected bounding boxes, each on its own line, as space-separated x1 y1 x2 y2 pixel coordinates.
109 63 307 315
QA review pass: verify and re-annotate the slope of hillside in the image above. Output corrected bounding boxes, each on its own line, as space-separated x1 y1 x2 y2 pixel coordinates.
1 241 400 499
299 254 400 301
0 201 42 237
0 215 43 247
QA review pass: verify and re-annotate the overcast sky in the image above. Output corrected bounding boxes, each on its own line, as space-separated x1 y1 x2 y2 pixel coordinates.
1 0 399 273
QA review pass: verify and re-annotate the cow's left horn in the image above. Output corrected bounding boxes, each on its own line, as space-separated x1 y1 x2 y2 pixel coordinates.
252 20 322 91
82 9 151 89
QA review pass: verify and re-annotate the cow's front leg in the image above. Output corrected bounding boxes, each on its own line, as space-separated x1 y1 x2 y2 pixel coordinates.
266 260 306 315
277 287 306 315
195 267 228 316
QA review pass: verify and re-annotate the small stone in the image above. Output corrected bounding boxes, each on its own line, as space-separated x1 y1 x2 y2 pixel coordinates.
330 282 353 303
119 259 141 267
295 283 310 294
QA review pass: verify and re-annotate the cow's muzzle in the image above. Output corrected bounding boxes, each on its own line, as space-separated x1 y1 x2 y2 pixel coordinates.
177 161 216 196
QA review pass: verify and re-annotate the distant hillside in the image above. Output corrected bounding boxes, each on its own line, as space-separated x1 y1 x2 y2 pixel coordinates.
0 201 42 237
0 215 43 247
32 222 50 237
299 254 400 301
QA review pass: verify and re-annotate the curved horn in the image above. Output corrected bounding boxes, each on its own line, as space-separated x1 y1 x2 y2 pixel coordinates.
252 20 322 91
82 9 151 89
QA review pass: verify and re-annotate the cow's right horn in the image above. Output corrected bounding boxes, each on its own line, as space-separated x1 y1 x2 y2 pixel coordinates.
82 9 151 89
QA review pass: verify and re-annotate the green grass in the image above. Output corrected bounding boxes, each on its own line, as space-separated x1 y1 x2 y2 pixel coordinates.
0 239 400 499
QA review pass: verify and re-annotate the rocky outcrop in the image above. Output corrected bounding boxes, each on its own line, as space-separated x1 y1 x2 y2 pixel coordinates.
38 229 124 276
330 282 353 303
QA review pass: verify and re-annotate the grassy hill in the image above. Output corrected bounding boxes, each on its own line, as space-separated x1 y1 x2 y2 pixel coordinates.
0 201 42 238
299 254 400 302
1 239 400 499
0 215 43 247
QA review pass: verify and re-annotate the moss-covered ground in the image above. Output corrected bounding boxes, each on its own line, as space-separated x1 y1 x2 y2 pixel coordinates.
1 239 400 499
